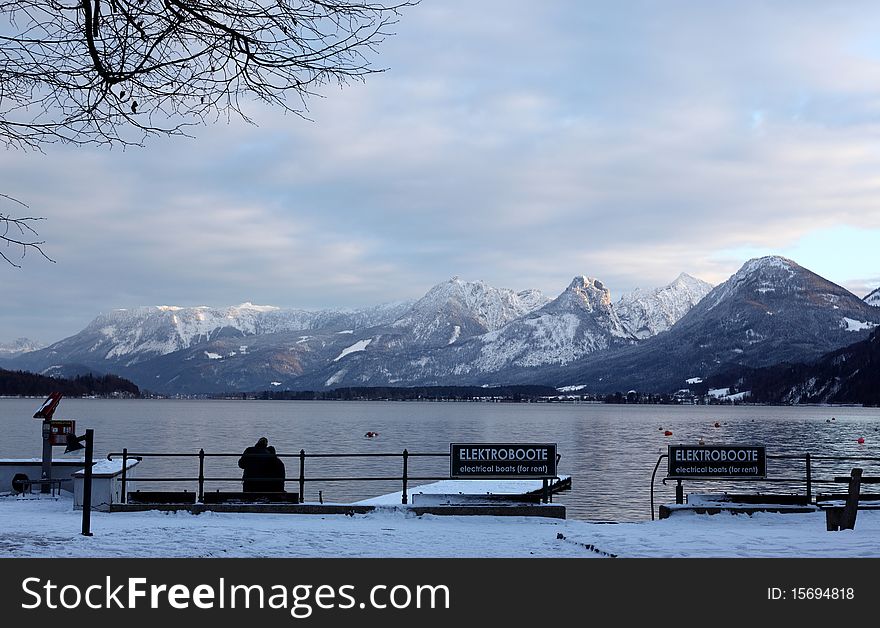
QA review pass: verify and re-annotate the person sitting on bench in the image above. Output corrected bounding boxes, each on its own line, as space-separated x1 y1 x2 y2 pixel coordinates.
238 437 286 493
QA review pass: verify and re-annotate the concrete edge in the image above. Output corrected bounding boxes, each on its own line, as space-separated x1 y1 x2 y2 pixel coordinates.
109 503 566 519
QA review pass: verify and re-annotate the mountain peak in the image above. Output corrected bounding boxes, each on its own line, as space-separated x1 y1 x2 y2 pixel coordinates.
553 276 613 313
617 273 713 339
393 277 549 345
567 275 606 292
865 287 880 307
0 337 45 356
739 255 799 276
235 302 280 312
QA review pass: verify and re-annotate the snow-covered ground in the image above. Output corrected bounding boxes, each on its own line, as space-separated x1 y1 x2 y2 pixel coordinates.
2 495 880 558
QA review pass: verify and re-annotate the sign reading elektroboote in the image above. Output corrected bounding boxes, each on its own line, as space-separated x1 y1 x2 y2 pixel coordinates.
667 444 766 479
450 443 557 479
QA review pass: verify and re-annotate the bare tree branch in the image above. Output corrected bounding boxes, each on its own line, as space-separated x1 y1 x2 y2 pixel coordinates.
0 0 416 266
0 193 56 267
1 1 416 149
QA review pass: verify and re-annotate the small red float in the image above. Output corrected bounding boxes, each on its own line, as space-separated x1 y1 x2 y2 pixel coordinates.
364 431 379 439
664 430 673 436
857 437 866 444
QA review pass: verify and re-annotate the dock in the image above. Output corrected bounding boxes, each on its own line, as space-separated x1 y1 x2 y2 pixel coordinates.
107 476 572 518
356 475 572 506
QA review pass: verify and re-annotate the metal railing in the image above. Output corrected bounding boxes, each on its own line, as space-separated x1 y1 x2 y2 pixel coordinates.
108 448 455 505
650 452 880 520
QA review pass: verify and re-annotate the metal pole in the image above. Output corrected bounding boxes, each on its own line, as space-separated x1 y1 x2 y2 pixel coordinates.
299 449 305 504
121 448 128 504
805 453 812 503
81 429 94 537
675 479 683 505
542 478 549 504
40 419 52 494
401 449 409 505
198 448 205 502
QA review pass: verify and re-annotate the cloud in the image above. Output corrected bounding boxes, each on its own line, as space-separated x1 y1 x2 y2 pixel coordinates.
4 0 880 340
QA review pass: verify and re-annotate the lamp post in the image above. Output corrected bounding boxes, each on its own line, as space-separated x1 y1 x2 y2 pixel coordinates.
65 429 94 537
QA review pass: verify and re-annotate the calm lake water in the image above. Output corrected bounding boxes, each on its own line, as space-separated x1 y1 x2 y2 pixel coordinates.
2 399 879 521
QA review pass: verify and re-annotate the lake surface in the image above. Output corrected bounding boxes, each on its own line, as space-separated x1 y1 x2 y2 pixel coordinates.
2 399 879 521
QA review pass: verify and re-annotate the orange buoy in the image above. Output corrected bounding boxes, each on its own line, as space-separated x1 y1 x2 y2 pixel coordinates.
664 430 673 436
857 437 866 444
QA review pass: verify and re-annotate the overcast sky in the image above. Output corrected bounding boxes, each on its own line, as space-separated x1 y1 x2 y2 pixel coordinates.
3 0 880 343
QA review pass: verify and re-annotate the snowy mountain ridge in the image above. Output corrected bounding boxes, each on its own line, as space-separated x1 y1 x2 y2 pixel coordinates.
10 271 728 393
0 337 45 357
59 300 415 364
616 273 714 339
391 276 550 347
471 276 636 371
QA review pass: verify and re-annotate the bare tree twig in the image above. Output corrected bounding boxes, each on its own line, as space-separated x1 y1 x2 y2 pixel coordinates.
1 194 56 267
0 0 416 266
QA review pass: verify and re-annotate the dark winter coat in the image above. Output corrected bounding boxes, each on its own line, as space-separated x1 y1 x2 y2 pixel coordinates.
238 444 286 492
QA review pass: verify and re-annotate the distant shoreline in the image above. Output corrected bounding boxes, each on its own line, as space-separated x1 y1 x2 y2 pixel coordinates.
0 395 867 408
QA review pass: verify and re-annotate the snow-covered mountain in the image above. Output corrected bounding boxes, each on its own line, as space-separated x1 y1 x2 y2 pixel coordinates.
12 301 413 372
304 275 638 390
616 273 713 338
561 256 880 392
11 260 876 395
472 276 635 371
0 337 45 357
865 287 880 307
390 277 549 347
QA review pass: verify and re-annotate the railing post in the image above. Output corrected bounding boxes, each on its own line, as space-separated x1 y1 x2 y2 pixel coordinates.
299 449 306 504
805 453 812 503
81 429 94 537
542 478 549 504
675 479 683 504
120 448 128 504
198 448 205 503
402 449 409 505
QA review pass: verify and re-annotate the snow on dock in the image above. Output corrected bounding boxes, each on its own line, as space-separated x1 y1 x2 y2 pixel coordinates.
357 475 572 506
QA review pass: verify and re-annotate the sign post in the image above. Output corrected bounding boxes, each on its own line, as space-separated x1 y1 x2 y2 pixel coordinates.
65 429 94 537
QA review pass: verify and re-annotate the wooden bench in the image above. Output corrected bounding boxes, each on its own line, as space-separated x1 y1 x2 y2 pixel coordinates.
127 490 197 505
15 477 67 497
817 469 880 531
202 491 300 504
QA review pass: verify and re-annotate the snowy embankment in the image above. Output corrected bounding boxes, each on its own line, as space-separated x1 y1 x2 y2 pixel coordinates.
3 495 880 558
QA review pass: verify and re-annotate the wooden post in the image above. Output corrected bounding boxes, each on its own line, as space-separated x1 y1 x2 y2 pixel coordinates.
841 468 863 530
827 468 863 532
805 453 812 503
